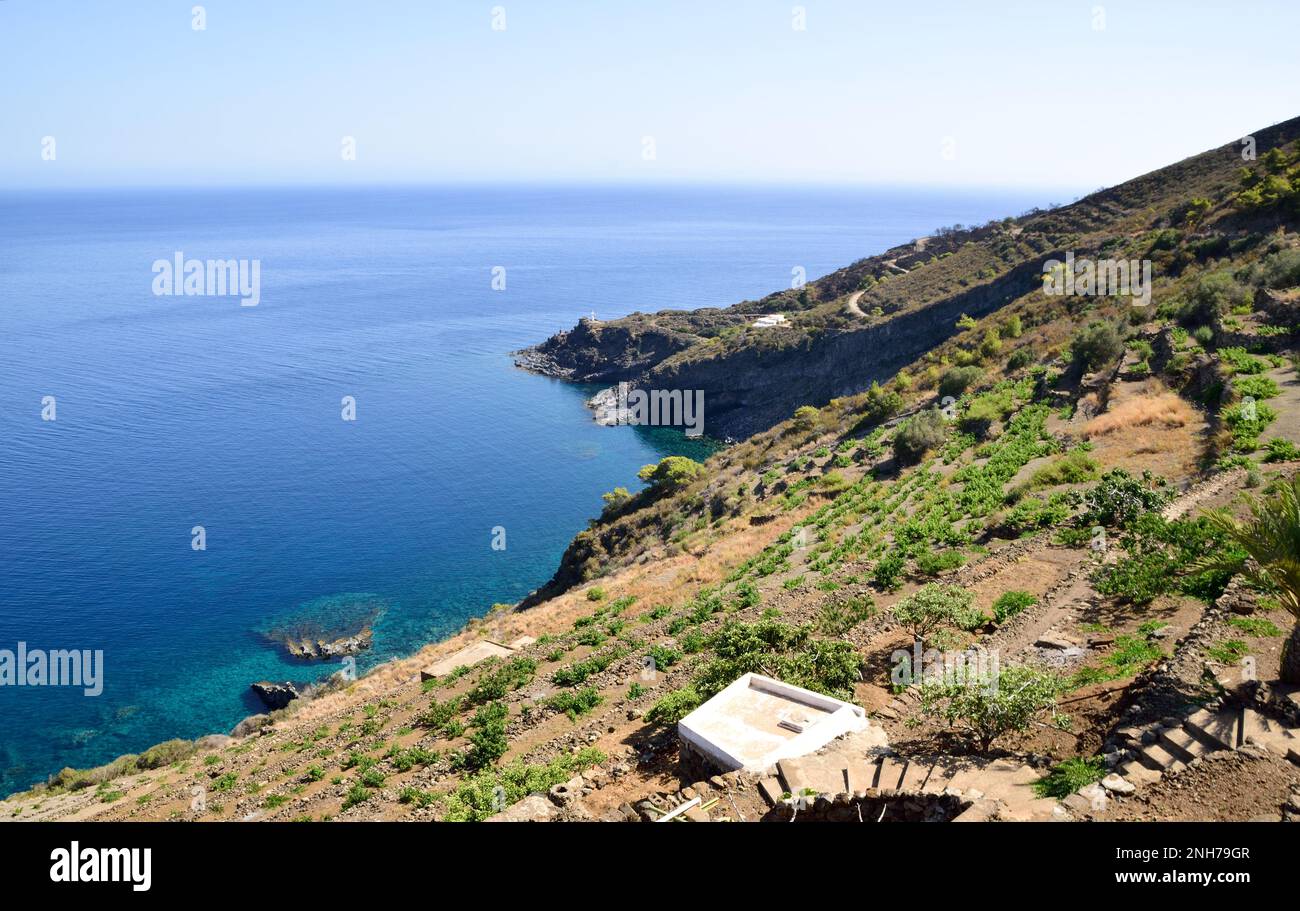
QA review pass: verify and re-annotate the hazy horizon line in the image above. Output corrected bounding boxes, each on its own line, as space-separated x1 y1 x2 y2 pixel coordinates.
0 177 1088 200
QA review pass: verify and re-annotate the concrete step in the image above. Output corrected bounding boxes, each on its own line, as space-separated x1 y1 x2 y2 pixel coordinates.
944 759 991 795
921 758 958 795
1158 725 1211 763
1137 741 1186 773
775 759 801 795
1184 707 1239 750
1116 760 1163 787
898 758 933 793
1113 725 1147 747
775 755 846 796
951 798 1001 822
845 760 875 797
757 777 785 806
875 756 907 794
1241 709 1298 755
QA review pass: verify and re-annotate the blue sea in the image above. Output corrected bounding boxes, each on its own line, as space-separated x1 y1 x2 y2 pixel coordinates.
0 184 1048 795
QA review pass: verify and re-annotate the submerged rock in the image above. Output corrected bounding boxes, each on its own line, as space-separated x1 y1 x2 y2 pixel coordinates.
282 627 373 659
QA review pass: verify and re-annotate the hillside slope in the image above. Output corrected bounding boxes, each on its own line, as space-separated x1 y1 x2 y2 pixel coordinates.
7 116 1300 824
518 115 1300 441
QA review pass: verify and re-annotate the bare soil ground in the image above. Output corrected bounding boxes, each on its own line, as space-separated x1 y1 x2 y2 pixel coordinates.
1105 749 1300 822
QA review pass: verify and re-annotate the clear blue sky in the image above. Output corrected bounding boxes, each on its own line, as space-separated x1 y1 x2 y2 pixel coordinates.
2 0 1297 190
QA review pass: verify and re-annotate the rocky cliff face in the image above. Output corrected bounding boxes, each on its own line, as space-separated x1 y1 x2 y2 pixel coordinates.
514 317 697 384
522 254 1056 440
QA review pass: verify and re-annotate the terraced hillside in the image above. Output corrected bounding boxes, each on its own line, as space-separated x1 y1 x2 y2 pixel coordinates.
7 118 1300 824
519 115 1300 441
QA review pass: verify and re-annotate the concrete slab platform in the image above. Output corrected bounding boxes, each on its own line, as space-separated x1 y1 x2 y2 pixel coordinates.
420 640 514 680
677 673 880 773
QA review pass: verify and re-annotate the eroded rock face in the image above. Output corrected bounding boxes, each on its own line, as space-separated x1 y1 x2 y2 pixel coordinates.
250 681 299 711
515 318 694 384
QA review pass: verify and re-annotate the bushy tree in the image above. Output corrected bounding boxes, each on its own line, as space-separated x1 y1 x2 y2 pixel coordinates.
893 408 948 465
920 664 1062 753
939 366 983 398
1085 468 1172 528
852 381 902 432
1182 272 1251 324
1071 320 1125 372
892 583 984 643
790 405 820 434
637 455 704 490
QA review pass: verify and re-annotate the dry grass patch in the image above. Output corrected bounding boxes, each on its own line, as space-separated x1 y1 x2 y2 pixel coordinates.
1083 390 1196 437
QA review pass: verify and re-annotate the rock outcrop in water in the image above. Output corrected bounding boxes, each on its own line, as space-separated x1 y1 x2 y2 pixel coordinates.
250 681 299 711
281 628 372 660
258 593 383 661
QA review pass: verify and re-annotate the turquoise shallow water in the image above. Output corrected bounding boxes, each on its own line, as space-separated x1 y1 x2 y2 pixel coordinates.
0 184 1045 794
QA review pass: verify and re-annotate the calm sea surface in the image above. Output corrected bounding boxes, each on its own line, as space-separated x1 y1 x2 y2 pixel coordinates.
0 184 1047 793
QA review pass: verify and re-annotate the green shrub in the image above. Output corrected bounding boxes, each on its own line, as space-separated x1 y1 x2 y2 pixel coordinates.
1248 248 1300 289
211 772 239 793
644 687 702 726
1263 438 1300 462
637 456 704 490
644 643 683 671
892 584 984 642
1006 348 1034 371
815 595 875 636
1072 321 1125 372
465 701 510 770
443 749 605 822
465 657 537 705
893 409 948 465
1235 375 1280 400
1004 493 1074 534
1219 346 1267 374
419 695 466 731
586 587 606 602
920 665 1061 752
551 647 626 687
1183 271 1252 323
1085 468 1171 527
871 550 905 592
851 382 902 433
914 549 966 576
1093 550 1174 604
790 405 821 434
939 366 983 398
546 687 603 721
1033 756 1106 798
691 619 861 702
992 590 1036 624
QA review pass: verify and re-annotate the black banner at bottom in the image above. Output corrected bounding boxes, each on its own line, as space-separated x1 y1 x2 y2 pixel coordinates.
0 820 1279 897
